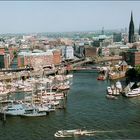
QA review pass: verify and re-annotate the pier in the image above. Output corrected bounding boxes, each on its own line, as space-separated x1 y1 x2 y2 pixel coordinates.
0 70 57 81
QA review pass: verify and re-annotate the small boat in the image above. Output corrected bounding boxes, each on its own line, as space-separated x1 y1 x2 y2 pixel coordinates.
54 129 95 138
124 87 140 97
97 75 105 81
106 85 120 96
106 94 118 100
106 87 112 95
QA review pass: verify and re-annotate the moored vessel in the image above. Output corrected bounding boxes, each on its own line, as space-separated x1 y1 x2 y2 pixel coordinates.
124 87 140 97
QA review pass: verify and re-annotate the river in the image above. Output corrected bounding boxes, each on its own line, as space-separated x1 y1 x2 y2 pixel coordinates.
0 71 140 140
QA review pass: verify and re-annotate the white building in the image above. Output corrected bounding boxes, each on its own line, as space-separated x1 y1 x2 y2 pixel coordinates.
65 46 74 60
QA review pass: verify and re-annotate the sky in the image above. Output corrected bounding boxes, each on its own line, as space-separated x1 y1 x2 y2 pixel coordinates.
0 1 140 34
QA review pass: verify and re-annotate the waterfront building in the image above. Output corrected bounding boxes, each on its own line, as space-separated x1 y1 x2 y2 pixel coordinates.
64 46 74 60
18 49 61 69
0 53 10 69
84 46 98 58
53 50 61 65
107 43 129 56
0 46 17 69
128 12 135 43
129 51 140 66
73 42 85 58
123 42 140 66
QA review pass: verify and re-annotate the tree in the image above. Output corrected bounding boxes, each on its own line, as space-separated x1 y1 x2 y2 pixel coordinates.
135 65 140 81
125 68 137 81
13 50 17 58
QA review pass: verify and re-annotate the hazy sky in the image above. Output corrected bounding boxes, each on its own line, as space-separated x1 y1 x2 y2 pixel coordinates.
0 1 140 33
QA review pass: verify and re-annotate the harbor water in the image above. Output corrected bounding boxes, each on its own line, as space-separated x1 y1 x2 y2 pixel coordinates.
1 71 140 140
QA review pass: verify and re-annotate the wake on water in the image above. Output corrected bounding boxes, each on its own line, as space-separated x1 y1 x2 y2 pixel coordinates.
83 129 132 136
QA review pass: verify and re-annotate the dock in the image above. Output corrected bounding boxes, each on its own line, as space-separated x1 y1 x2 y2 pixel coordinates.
0 70 57 81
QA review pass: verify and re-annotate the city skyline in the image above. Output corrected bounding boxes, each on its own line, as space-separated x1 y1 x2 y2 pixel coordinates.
0 1 140 34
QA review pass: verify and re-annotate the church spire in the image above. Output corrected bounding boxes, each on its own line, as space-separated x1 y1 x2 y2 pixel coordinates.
130 11 133 22
129 11 135 43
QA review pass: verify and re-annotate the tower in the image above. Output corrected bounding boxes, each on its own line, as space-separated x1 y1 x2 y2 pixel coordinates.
128 11 135 43
101 27 104 35
139 24 140 35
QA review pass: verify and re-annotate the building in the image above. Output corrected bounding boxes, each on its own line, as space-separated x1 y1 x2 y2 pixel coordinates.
100 47 110 56
129 12 135 43
138 24 140 35
0 54 5 68
18 49 61 69
84 46 97 57
113 33 122 42
123 43 140 66
73 42 85 58
129 51 140 66
0 54 10 69
53 50 61 65
64 46 74 60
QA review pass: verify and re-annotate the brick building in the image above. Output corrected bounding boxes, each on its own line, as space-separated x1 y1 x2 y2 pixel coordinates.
123 42 140 66
53 50 61 65
84 46 97 57
18 49 61 69
129 51 140 66
0 54 10 69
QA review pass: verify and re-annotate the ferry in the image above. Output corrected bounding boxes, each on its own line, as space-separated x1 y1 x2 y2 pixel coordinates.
54 129 95 138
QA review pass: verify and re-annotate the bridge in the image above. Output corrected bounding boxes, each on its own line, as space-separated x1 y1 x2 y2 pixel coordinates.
70 58 91 67
67 56 123 69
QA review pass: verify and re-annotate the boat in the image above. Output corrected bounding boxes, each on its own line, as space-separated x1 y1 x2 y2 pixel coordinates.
106 87 112 95
106 94 118 100
97 75 105 81
0 103 26 116
116 81 122 90
54 129 95 138
106 84 121 96
124 87 140 97
19 108 48 117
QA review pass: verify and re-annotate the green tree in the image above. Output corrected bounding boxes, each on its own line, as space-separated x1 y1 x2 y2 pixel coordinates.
125 68 137 80
135 65 140 76
13 50 17 58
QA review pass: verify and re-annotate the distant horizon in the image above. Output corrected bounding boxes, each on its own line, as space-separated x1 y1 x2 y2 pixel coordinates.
0 28 130 35
0 1 140 34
